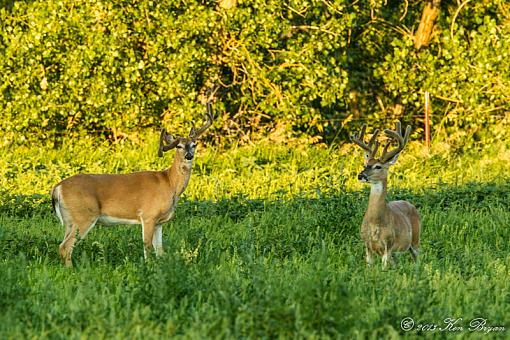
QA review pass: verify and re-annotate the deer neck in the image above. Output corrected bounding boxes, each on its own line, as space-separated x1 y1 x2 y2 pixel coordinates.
167 156 192 196
366 179 388 221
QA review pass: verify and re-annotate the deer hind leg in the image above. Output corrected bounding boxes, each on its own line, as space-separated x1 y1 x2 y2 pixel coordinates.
152 224 164 257
53 192 74 266
409 247 419 261
59 217 98 267
60 222 77 267
56 197 98 267
411 209 421 251
410 212 421 262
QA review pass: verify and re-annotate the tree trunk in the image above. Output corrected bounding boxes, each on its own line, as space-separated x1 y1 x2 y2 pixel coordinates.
218 0 236 10
414 0 441 49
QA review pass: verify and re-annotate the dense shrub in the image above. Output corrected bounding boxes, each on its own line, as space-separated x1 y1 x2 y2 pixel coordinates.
0 0 508 145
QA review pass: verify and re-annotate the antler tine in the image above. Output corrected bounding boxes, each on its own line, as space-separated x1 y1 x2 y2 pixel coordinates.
350 124 370 153
372 140 380 158
158 129 168 157
380 121 412 163
403 125 411 145
395 120 401 138
355 124 367 142
189 95 214 139
368 129 380 149
381 139 391 157
351 124 380 159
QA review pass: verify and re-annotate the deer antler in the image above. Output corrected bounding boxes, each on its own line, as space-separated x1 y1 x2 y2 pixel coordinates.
351 124 381 160
158 129 179 157
379 121 411 164
189 90 214 139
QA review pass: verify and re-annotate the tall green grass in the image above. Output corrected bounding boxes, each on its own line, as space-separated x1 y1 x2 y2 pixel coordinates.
1 137 509 338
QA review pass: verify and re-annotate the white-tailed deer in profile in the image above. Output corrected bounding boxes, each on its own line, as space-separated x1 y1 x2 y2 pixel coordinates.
351 121 421 269
52 101 214 267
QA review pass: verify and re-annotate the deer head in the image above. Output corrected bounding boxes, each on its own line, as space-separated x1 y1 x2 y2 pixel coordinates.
158 99 214 161
351 121 411 183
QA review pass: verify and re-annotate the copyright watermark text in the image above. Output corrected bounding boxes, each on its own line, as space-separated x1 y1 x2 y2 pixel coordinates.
400 317 506 334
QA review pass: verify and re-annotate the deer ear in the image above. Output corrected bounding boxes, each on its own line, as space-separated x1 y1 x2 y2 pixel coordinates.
386 154 400 165
158 141 180 157
164 134 175 144
158 129 179 157
160 129 175 144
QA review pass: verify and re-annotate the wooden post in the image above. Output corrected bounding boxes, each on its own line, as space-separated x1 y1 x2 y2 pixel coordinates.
424 91 431 148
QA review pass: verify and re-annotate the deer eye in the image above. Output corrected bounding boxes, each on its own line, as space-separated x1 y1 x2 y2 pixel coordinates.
176 145 183 149
374 165 382 170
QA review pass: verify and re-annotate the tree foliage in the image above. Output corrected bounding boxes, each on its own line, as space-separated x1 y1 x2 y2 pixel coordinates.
0 0 509 145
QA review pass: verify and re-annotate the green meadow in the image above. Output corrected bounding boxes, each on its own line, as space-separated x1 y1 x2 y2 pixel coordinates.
1 136 509 339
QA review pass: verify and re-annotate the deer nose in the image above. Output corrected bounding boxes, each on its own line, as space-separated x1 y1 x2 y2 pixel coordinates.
185 153 194 160
358 173 368 181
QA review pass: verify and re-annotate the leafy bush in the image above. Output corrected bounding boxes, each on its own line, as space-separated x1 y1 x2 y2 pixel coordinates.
373 0 510 143
0 0 508 145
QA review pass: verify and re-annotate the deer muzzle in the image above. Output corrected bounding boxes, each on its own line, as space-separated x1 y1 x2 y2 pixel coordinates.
358 169 369 182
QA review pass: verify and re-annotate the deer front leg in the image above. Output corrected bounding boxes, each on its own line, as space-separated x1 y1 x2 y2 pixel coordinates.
152 224 164 257
365 245 375 267
382 243 392 269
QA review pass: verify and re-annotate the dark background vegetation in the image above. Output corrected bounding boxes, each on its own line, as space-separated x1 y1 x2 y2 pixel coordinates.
1 0 509 145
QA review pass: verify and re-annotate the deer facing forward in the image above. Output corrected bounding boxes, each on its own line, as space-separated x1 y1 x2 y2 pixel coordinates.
351 121 421 269
52 102 213 267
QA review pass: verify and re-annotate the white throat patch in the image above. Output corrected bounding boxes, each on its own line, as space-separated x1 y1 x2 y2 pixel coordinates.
370 182 384 195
